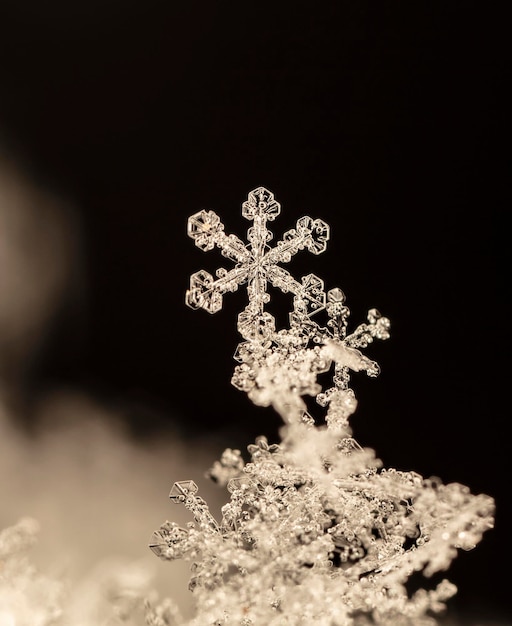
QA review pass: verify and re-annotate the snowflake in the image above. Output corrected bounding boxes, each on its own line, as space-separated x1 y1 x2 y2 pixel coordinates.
185 186 329 332
151 188 495 626
185 188 390 427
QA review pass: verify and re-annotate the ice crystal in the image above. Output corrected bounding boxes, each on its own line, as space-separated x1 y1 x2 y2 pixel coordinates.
151 188 495 625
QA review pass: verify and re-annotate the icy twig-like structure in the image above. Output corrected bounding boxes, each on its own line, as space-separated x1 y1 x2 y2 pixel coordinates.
150 188 495 625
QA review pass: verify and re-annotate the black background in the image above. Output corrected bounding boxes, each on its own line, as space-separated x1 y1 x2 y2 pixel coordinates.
0 2 508 623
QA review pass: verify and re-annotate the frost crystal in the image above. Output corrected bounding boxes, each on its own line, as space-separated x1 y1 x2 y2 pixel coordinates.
152 188 495 625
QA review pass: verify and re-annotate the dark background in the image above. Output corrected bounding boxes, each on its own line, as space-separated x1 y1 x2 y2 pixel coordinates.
0 2 508 623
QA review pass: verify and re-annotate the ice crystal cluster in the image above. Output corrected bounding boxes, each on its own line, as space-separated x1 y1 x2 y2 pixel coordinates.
150 188 495 626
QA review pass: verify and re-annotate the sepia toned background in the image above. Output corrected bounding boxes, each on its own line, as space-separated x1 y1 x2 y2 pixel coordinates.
0 2 507 624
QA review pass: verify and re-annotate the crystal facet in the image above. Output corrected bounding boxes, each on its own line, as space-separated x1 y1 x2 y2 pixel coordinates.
169 480 199 502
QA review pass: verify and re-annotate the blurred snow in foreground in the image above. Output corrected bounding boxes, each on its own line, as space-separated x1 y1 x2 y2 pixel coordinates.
0 154 221 622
